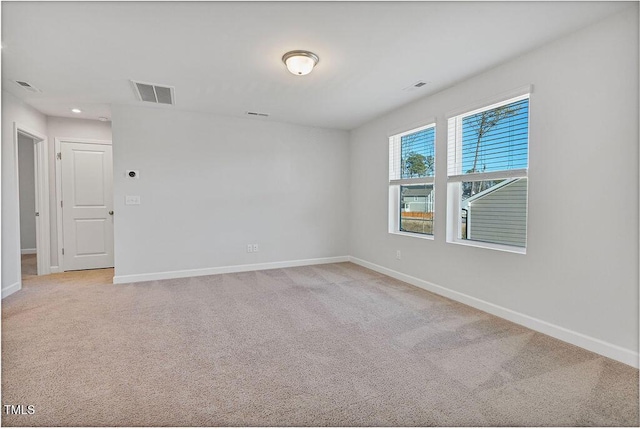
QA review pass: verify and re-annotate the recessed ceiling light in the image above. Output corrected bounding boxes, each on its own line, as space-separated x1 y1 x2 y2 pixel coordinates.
71 108 82 114
282 50 319 76
98 117 109 122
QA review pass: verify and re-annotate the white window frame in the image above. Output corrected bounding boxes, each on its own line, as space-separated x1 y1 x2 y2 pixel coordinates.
388 122 436 240
446 92 530 254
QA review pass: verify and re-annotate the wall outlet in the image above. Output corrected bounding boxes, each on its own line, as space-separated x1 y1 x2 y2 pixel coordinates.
247 244 253 253
396 250 401 260
252 244 259 252
125 195 141 205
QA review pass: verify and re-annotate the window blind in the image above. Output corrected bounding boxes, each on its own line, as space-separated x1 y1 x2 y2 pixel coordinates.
448 95 529 179
389 124 435 182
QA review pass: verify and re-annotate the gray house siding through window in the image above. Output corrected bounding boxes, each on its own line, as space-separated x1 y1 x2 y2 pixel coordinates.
465 178 527 247
401 186 434 213
402 195 434 213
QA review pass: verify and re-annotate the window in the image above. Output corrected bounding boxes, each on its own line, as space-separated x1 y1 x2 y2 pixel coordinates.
447 94 529 252
389 123 436 237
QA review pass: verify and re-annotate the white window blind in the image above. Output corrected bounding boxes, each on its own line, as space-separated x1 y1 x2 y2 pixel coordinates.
389 124 435 183
447 94 529 250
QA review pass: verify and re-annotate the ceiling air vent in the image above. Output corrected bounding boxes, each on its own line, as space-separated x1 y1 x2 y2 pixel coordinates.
402 80 430 91
15 80 41 93
131 80 175 105
246 111 269 117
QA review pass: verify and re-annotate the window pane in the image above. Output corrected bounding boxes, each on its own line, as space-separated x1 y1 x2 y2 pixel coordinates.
460 178 527 247
400 184 434 235
461 98 528 174
401 127 435 179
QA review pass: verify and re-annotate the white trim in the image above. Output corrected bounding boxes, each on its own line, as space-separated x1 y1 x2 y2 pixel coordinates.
387 120 436 139
14 123 51 278
447 169 528 183
33 133 51 275
2 282 21 299
56 137 112 146
55 139 64 272
21 248 37 255
112 256 350 284
349 256 639 368
55 138 113 272
446 85 533 119
388 231 434 240
447 237 526 255
390 177 435 186
50 266 61 273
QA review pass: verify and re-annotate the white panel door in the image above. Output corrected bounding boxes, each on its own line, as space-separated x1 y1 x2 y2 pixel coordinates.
61 142 113 271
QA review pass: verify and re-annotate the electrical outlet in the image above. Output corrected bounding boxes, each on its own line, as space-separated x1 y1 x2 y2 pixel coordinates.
253 244 259 252
247 244 253 253
125 195 141 205
396 250 401 260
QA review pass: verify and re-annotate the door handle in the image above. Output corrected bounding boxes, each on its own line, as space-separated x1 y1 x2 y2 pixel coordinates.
108 211 114 215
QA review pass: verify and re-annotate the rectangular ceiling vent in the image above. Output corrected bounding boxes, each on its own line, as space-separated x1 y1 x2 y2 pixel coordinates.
402 80 430 91
131 80 175 105
246 111 269 117
15 80 41 93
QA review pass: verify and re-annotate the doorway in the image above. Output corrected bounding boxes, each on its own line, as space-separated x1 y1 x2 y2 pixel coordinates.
18 133 38 279
56 139 114 271
12 123 50 285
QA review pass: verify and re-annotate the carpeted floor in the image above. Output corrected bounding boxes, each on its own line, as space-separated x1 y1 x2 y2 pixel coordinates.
20 253 37 278
2 262 638 426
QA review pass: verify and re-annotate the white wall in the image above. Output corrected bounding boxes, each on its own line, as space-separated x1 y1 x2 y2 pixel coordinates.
111 105 349 280
2 90 48 295
18 133 36 251
46 116 112 267
349 8 638 358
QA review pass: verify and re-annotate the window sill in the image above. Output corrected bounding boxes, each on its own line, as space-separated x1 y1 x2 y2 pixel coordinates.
446 238 526 254
389 231 435 240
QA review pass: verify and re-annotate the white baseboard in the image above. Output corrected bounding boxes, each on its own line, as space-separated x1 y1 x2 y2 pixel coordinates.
349 256 639 368
21 248 36 255
50 266 60 273
2 282 21 299
113 256 350 285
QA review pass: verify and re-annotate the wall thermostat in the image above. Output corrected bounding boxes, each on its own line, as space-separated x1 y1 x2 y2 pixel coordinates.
126 170 139 179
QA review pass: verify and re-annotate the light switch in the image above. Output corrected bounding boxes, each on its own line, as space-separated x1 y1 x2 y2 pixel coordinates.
125 195 141 205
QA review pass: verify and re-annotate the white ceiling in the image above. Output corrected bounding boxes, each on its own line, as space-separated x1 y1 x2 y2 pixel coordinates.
1 1 630 130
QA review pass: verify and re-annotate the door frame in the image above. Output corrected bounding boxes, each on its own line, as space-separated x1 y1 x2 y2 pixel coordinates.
13 122 50 278
55 137 113 272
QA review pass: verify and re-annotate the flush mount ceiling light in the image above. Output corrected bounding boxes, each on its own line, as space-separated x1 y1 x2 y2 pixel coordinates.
282 50 319 76
71 108 82 114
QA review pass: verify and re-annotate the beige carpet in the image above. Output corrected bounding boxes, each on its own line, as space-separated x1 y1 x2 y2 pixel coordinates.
2 263 638 426
20 253 37 278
